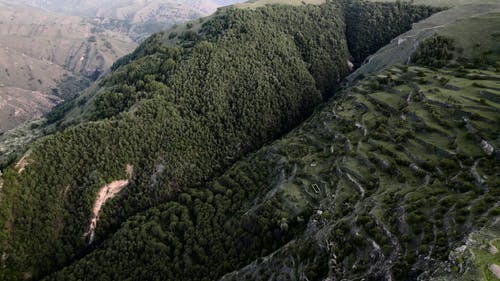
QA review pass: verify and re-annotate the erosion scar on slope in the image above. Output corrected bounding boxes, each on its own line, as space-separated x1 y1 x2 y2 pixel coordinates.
84 179 129 244
15 151 32 174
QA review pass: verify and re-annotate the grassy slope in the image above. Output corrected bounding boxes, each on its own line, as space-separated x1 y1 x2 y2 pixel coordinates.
439 12 500 63
370 0 500 6
222 64 500 280
431 224 500 281
349 2 500 80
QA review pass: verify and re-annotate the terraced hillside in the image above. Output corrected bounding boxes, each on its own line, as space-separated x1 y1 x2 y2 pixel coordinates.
47 61 500 281
221 64 500 280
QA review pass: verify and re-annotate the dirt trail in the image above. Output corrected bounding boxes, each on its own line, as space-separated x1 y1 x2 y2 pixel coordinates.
84 165 132 243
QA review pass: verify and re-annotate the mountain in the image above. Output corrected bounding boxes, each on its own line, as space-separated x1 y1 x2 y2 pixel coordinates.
0 1 136 133
0 0 245 134
47 2 500 280
11 1 246 41
14 0 244 24
50 54 500 281
0 0 498 280
0 0 439 279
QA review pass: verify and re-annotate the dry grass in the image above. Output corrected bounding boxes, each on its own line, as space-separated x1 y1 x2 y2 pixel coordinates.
233 0 325 9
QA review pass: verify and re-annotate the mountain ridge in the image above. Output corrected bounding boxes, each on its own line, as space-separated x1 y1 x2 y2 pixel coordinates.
0 1 440 279
0 0 498 280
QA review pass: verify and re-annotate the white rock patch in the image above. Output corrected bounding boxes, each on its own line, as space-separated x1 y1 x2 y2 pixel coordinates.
488 264 500 279
480 140 494 156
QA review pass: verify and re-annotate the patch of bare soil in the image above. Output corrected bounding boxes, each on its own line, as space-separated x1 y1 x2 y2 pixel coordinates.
84 164 134 241
15 151 32 174
83 179 128 243
83 165 132 243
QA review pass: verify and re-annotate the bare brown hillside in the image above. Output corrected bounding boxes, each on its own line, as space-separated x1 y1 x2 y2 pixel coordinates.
0 87 61 132
14 0 243 22
0 3 137 132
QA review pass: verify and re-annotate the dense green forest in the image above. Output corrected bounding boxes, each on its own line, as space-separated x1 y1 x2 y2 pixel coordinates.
47 58 500 281
0 0 439 280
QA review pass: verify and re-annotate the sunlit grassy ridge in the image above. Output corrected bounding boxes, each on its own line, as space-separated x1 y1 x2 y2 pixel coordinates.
369 0 500 6
349 2 500 80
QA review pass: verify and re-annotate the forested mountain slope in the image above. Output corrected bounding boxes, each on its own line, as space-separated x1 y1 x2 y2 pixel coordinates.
48 20 500 281
0 0 459 280
49 63 500 281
